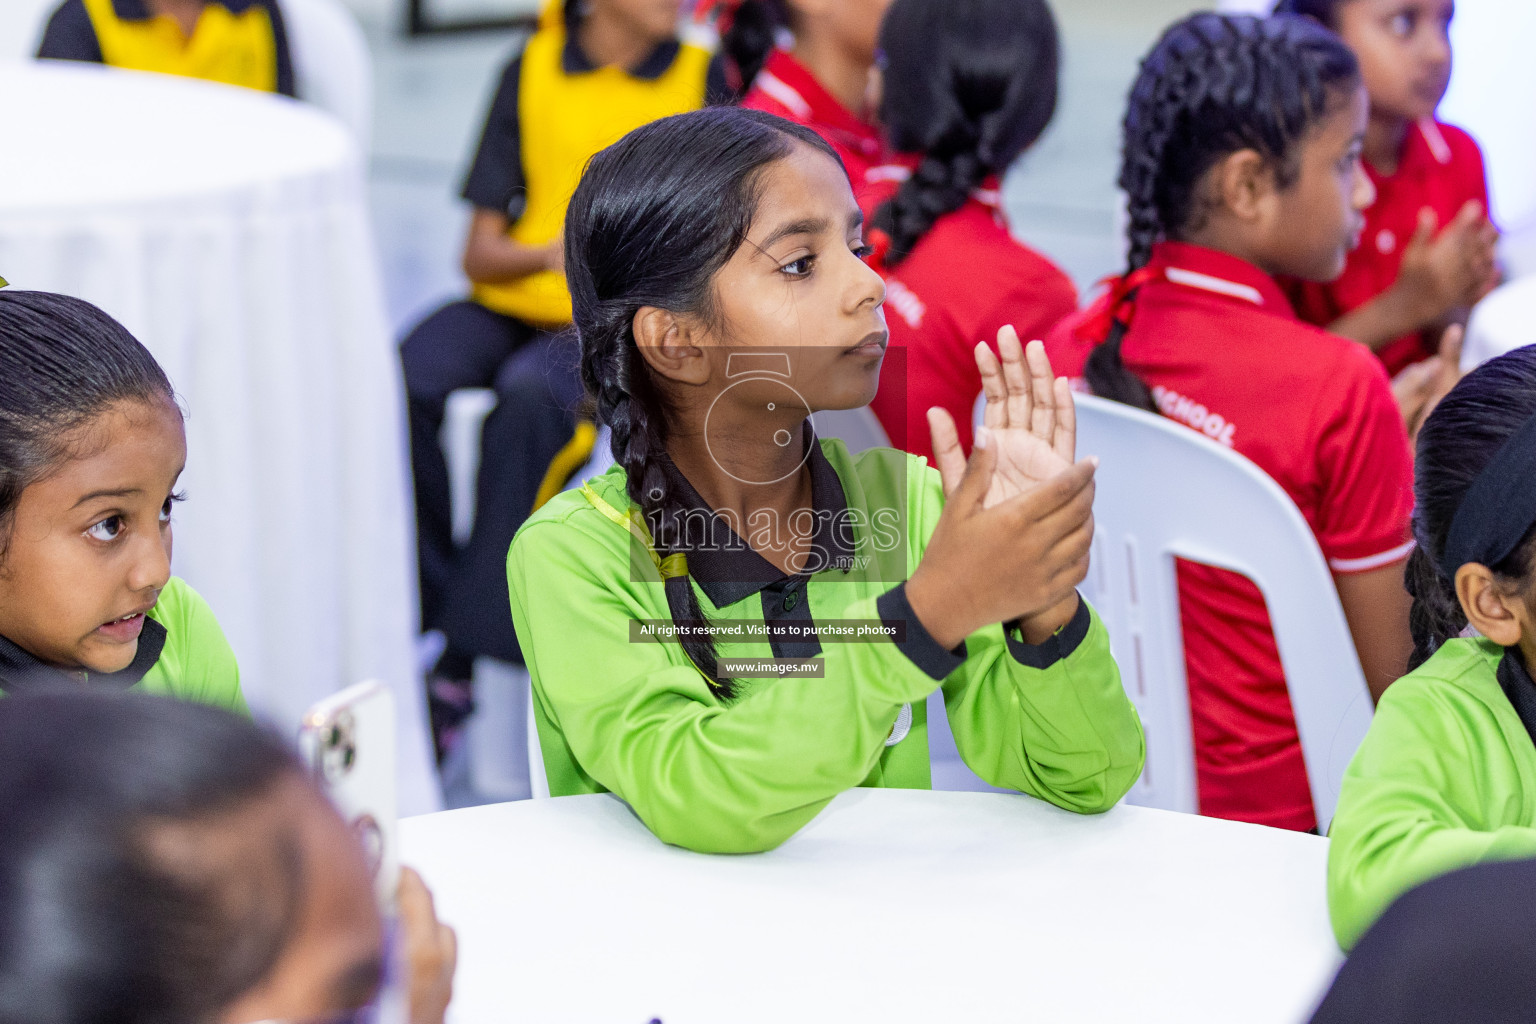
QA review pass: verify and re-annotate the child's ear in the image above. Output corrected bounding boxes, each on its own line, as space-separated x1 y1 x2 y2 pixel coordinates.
632 306 710 386
1213 149 1274 223
1457 563 1527 648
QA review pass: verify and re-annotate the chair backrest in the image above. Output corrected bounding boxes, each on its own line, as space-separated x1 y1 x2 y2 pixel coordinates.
2 0 58 60
1070 393 1373 830
1462 276 1536 373
279 0 372 149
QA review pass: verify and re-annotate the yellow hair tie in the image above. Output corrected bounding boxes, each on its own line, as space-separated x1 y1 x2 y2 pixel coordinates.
580 484 690 581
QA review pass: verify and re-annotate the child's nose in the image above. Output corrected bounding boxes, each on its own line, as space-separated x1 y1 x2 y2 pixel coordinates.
1353 162 1377 211
849 251 886 312
127 533 172 593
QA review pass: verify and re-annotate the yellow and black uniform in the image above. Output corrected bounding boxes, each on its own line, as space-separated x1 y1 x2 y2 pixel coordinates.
400 2 726 694
37 0 295 97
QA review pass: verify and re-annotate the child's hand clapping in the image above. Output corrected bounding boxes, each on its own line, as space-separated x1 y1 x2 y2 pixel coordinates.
1392 202 1499 330
927 327 1076 508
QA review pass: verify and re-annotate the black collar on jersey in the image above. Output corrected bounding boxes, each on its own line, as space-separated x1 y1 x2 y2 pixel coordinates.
561 31 681 80
0 619 166 695
1497 648 1536 752
659 422 857 609
1441 410 1536 580
110 0 270 19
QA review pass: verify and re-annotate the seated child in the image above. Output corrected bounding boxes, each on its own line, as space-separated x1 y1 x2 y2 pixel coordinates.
1328 346 1536 950
0 289 245 710
1274 0 1498 377
863 0 1077 462
713 0 891 196
1043 13 1414 832
37 0 295 96
507 106 1143 853
400 0 725 755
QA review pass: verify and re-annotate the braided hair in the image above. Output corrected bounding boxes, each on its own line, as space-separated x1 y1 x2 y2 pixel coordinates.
718 0 792 98
1404 348 1536 670
565 107 842 698
1083 13 1360 410
871 0 1059 268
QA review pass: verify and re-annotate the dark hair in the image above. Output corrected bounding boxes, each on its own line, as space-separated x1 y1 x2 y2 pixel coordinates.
1404 348 1536 670
1083 13 1360 409
565 107 840 698
872 0 1059 267
1272 0 1347 28
0 290 176 556
718 0 791 97
0 691 307 1024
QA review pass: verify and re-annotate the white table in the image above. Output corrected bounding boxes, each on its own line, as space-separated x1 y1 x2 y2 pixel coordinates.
402 789 1342 1023
0 60 437 813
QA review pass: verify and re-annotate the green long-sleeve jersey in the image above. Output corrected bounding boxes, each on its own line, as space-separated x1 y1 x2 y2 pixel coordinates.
507 438 1144 854
1328 637 1536 950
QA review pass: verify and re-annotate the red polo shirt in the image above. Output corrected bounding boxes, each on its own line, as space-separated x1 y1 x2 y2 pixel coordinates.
864 167 1077 461
1282 119 1490 377
741 49 884 191
1044 242 1415 832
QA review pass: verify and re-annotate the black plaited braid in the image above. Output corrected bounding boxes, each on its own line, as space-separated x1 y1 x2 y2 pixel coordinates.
568 108 842 700
872 0 1059 268
1084 12 1359 411
719 0 790 99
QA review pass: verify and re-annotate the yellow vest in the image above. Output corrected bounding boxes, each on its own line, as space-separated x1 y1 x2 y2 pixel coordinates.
81 0 279 94
471 26 712 328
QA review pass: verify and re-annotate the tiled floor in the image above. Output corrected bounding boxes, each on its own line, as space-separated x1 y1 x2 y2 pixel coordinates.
363 0 1204 338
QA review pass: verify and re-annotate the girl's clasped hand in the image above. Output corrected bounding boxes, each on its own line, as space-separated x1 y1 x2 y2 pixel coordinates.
907 327 1095 650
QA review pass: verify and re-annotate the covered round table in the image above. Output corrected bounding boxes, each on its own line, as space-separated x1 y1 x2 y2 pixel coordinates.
0 59 437 813
401 788 1343 1023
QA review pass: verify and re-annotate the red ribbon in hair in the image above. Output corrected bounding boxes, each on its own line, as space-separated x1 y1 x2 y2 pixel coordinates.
865 227 893 272
1078 265 1159 344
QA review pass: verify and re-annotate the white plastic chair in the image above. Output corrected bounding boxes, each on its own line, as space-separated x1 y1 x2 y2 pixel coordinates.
1461 276 1536 373
2 0 59 59
1062 393 1373 831
279 0 373 150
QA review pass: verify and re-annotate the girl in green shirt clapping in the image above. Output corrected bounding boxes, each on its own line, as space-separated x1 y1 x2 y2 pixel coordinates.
507 106 1143 852
0 290 245 711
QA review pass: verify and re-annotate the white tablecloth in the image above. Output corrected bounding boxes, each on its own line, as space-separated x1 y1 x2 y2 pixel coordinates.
401 789 1342 1023
0 60 438 814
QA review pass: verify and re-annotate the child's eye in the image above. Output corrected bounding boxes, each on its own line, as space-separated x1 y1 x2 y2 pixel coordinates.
853 243 875 262
86 516 124 543
1389 12 1414 37
160 491 185 524
780 255 816 278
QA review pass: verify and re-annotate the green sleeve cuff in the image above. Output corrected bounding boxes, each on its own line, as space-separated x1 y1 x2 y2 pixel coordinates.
1003 594 1091 670
876 583 968 681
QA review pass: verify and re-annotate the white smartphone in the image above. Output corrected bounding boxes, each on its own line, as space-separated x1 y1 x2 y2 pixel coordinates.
299 680 399 910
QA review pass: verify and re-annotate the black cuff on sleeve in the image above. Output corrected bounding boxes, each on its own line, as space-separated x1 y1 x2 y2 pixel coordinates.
1004 593 1092 670
877 583 967 681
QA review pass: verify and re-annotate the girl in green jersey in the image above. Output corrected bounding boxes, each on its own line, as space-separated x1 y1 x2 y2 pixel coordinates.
0 290 245 710
1330 345 1536 949
507 107 1142 852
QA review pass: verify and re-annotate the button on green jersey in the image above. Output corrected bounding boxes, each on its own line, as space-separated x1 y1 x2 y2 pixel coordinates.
508 440 1144 853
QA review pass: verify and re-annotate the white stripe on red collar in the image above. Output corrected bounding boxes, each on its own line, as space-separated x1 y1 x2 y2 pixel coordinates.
1164 266 1264 305
753 70 812 120
1417 119 1453 165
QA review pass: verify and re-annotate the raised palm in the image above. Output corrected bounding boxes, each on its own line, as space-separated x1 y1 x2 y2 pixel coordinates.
929 327 1077 506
